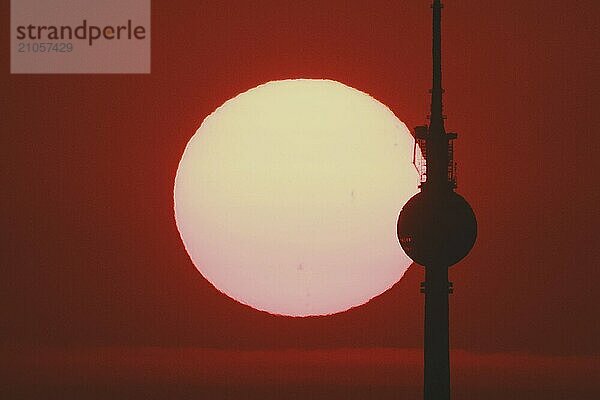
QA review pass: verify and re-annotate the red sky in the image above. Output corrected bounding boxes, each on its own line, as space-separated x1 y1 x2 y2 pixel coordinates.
2 0 599 398
3 347 599 399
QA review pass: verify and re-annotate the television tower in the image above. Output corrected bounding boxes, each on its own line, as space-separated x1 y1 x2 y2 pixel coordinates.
397 2 477 400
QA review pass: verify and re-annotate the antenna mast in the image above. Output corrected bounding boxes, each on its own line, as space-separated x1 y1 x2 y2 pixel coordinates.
430 0 444 134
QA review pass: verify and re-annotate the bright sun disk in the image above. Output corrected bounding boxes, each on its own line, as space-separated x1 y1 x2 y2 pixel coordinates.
174 79 419 316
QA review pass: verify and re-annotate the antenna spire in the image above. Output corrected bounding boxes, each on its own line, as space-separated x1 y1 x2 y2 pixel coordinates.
430 0 444 134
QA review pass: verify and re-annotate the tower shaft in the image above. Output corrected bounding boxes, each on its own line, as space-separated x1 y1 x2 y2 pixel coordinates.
423 267 451 400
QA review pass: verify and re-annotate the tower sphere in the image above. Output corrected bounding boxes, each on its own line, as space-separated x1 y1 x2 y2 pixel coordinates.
397 190 477 268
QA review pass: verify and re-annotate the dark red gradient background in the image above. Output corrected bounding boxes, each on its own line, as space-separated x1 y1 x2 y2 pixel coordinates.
2 0 599 398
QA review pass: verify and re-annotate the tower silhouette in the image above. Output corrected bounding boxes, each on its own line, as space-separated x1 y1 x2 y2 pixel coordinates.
397 2 477 400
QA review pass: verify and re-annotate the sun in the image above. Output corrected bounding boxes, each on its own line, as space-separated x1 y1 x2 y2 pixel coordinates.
174 79 418 316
